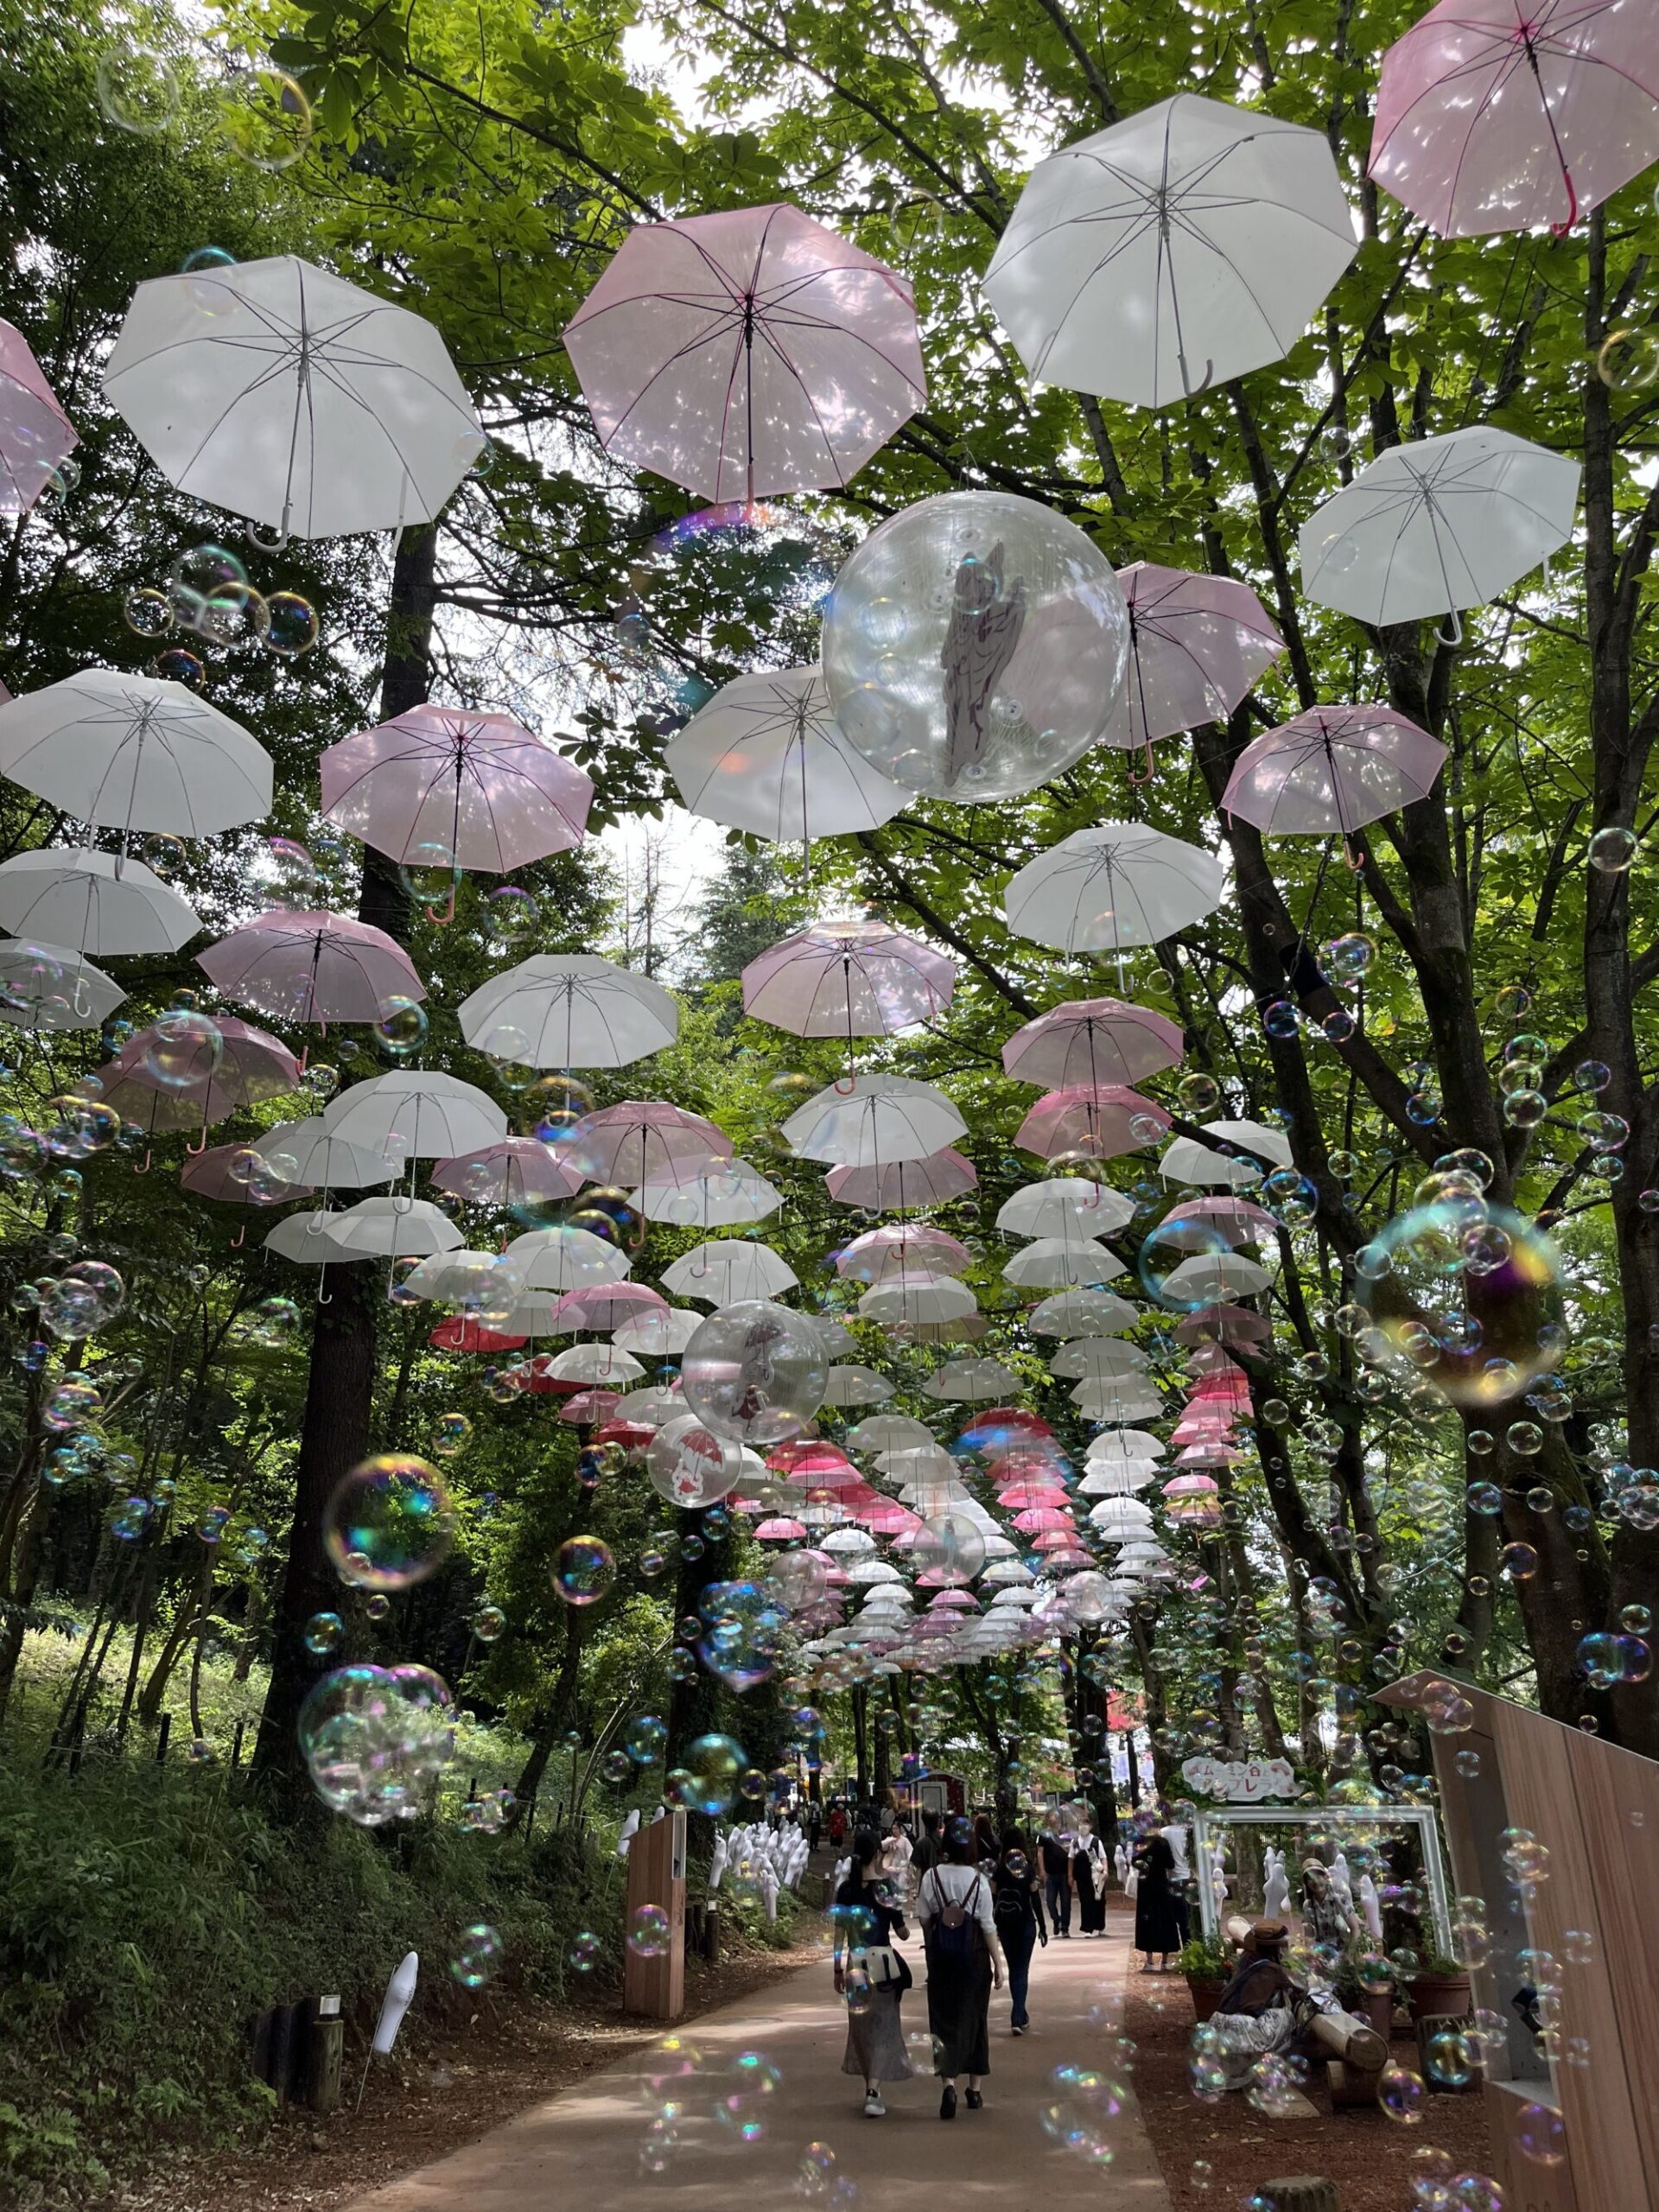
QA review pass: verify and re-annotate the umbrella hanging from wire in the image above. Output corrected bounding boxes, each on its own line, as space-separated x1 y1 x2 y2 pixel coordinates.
564 204 926 504
741 921 956 1076
0 317 77 516
781 1073 967 1166
1222 703 1448 859
1014 1084 1171 1160
458 955 679 1069
1370 0 1659 236
429 1136 584 1215
99 1016 301 1167
0 938 124 1033
1103 563 1287 774
0 849 199 956
198 908 427 1028
997 1178 1135 1240
664 666 906 849
561 1101 731 1190
632 1155 782 1228
104 254 484 544
824 1146 978 1212
1002 995 1184 1090
1004 822 1224 957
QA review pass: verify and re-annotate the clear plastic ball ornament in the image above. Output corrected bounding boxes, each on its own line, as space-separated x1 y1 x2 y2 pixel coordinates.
820 491 1129 803
646 1413 746 1507
681 1300 829 1446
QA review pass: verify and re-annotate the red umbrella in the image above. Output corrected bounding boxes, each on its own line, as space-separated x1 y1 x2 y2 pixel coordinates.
429 1316 526 1352
594 1415 656 1452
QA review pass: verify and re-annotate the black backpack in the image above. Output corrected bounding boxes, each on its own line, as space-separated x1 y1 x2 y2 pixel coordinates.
930 1872 984 1961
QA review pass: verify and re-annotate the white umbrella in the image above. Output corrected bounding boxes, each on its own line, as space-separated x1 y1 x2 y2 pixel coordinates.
1160 1118 1293 1188
664 666 906 843
105 254 484 543
821 1363 894 1408
848 1414 934 1454
612 1306 704 1357
1028 1287 1141 1338
323 1072 506 1160
1049 1338 1153 1380
1071 1378 1165 1417
1003 1237 1126 1289
327 1196 463 1260
1088 1427 1167 1462
257 1119 399 1192
498 1224 631 1294
997 1178 1135 1240
781 1072 966 1166
1005 822 1224 954
546 1343 645 1385
983 92 1357 409
459 954 678 1068
632 1158 782 1227
1159 1251 1272 1304
499 1292 569 1338
0 672 270 838
0 939 123 1033
264 1211 360 1263
856 1271 976 1325
1077 1465 1159 1496
920 1357 1020 1402
816 1317 860 1358
398 1249 510 1304
1300 427 1582 636
0 849 199 955
661 1242 798 1302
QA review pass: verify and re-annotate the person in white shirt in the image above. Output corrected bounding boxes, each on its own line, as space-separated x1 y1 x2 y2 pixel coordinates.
914 1817 1005 2120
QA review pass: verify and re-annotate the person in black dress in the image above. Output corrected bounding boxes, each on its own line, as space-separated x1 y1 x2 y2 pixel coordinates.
916 1817 1005 2118
991 1830 1047 2033
833 1831 913 2116
1039 1821 1073 1936
1132 1830 1183 1970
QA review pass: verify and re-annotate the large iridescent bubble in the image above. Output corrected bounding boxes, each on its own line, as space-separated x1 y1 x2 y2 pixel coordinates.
322 1454 455 1591
1352 1201 1563 1409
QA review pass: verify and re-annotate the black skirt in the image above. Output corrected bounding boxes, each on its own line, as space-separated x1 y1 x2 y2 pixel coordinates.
925 1939 993 2077
1135 1872 1184 1954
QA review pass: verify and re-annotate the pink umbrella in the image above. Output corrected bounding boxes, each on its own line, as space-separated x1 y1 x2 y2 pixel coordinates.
563 204 926 505
1157 1194 1278 1248
99 1018 301 1160
1105 563 1285 769
1014 1085 1170 1160
0 319 77 515
1173 1303 1272 1348
1002 995 1183 1090
561 1101 731 1188
198 909 427 1027
1222 704 1447 848
181 1141 312 1204
320 704 594 901
835 1223 971 1282
825 1147 978 1211
429 1136 584 1212
741 920 956 1042
551 1281 667 1332
560 1388 621 1426
1370 0 1659 236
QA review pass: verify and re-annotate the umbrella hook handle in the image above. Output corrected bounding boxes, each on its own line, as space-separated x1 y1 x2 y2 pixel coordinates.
248 502 291 556
187 1127 209 1156
1435 607 1463 648
297 1044 309 1074
424 886 457 928
1341 838 1366 875
134 1149 153 1176
316 1270 333 1306
1127 738 1156 786
231 1224 247 1249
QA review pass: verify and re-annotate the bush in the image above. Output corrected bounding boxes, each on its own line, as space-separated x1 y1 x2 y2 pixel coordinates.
1177 1933 1229 1979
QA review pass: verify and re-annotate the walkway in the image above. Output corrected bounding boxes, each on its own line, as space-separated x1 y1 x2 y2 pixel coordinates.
348 1916 1171 2212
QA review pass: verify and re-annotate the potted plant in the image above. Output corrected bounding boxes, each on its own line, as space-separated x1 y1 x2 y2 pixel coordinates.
1407 1951 1472 2023
1179 1934 1230 2020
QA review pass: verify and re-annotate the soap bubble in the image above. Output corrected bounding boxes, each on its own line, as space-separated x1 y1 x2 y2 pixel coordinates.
1589 824 1638 873
552 1535 615 1606
40 1259 124 1340
681 1300 828 1446
1515 2101 1566 2164
450 1923 503 1986
568 1930 601 1974
1598 329 1659 391
1039 2063 1123 2163
96 43 180 133
471 1605 506 1643
821 491 1131 803
265 591 320 658
44 1376 102 1432
646 1414 745 1507
713 2050 780 2142
304 1611 344 1656
124 588 174 639
1378 2063 1426 2123
144 1008 223 1089
1176 1072 1220 1116
399 842 461 908
323 1454 454 1591
372 996 428 1058
244 1294 302 1346
298 1662 456 1825
431 1411 474 1458
152 647 206 690
486 886 540 945
628 1905 671 1957
601 1748 634 1784
671 1733 748 1816
219 67 313 171
626 1714 669 1763
1352 1202 1561 1408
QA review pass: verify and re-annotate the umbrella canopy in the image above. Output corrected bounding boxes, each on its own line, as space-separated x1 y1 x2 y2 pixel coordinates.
0 849 199 955
1014 1085 1170 1160
1071 1379 1166 1420
613 1306 704 1357
0 316 77 516
664 666 906 843
1027 1287 1141 1338
824 1147 977 1211
563 1101 730 1188
835 1224 971 1283
743 919 956 1040
104 254 484 540
920 1357 1020 1402
323 1071 507 1160
564 203 926 504
399 1249 510 1304
1370 0 1659 236
1005 823 1225 954
551 1281 666 1332
997 1178 1135 1240
983 92 1357 409
1222 704 1448 839
0 939 123 1033
257 1117 400 1192
430 1316 527 1353
821 1363 895 1408
498 1224 632 1294
1174 1303 1273 1348
1154 1194 1277 1249
545 1343 645 1386
1159 1250 1272 1304
1300 428 1581 629
198 908 426 1026
321 704 592 874
429 1136 583 1211
317 1195 463 1261
848 1414 934 1453
661 1242 798 1302
98 1018 300 1135
0 671 270 837
856 1271 976 1325
264 1211 361 1263
181 1141 312 1205
1002 995 1183 1091
458 954 678 1067
632 1156 782 1227
782 1073 967 1166
1004 1236 1127 1289
1049 1337 1152 1380
1104 563 1286 753
1161 1118 1293 1188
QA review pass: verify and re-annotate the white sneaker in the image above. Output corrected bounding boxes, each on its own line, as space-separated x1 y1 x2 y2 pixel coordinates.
864 2092 887 2117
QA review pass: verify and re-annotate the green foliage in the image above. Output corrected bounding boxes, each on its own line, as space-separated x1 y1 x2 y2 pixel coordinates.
1178 1933 1229 1979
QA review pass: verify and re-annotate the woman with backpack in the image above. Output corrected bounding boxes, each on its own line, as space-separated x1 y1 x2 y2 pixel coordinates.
990 1831 1047 2035
832 1831 914 2117
916 1815 1005 2118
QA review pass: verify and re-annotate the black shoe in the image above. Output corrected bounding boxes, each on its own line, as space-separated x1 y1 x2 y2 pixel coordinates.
940 2086 957 2120
1011 2023 1025 2036
965 2089 983 2110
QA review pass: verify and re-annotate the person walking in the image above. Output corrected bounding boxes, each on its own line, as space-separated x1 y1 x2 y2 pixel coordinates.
1132 1827 1183 1971
827 1802 848 1849
972 1809 1001 1871
1039 1819 1073 1936
991 1831 1047 2035
833 1831 914 2117
916 1815 1004 2118
806 1800 823 1853
912 1808 944 1877
1074 1827 1108 1936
